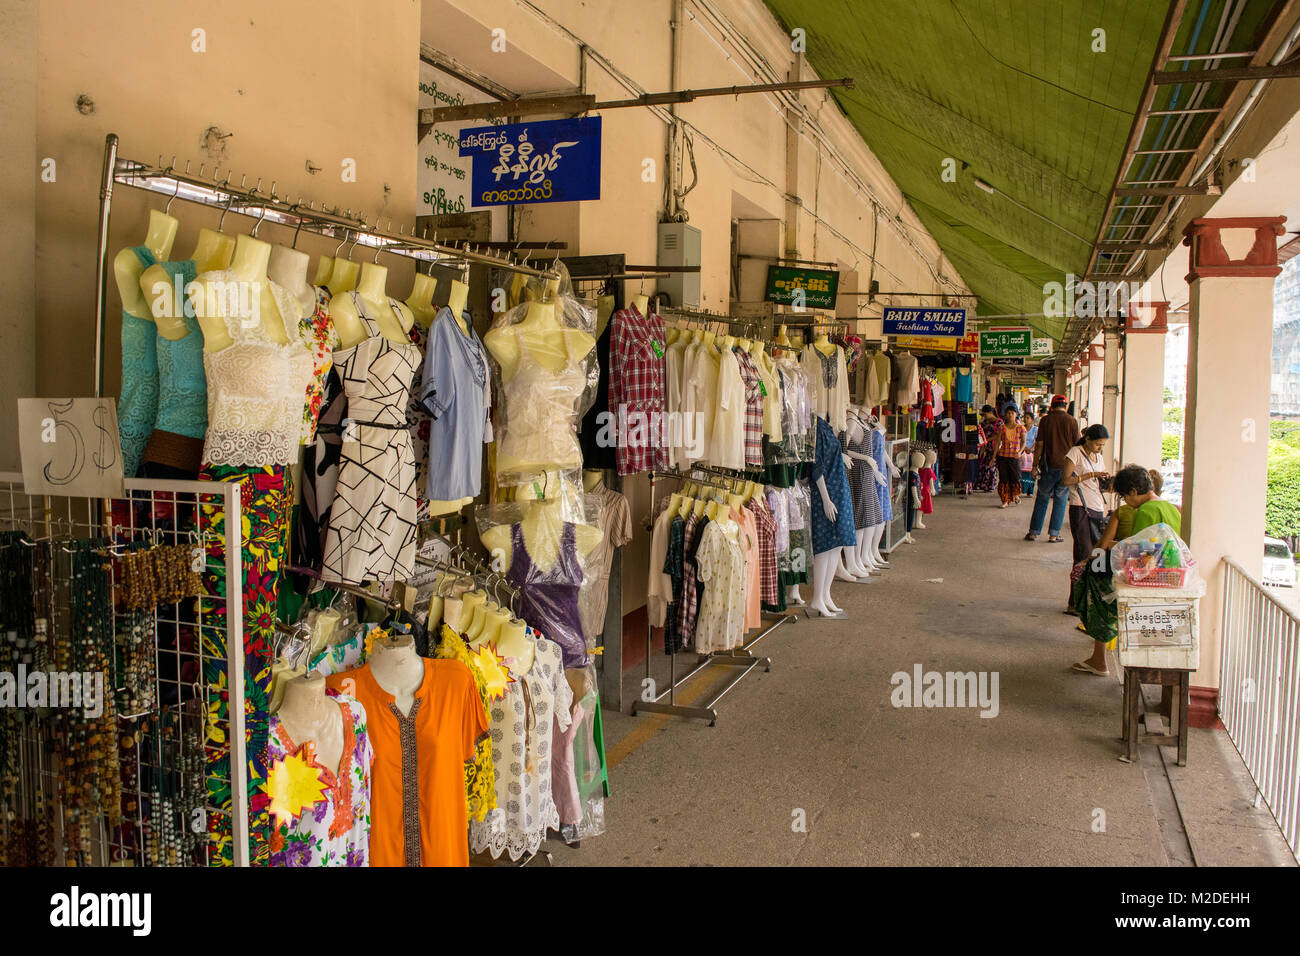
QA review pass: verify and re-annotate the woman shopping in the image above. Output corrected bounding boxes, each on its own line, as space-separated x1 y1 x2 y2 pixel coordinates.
975 405 1000 493
1062 424 1110 566
992 404 1027 507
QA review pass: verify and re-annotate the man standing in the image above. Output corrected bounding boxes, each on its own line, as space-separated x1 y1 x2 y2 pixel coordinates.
1025 394 1079 542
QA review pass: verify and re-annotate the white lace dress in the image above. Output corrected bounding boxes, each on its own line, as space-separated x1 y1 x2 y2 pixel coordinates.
198 272 315 467
469 633 572 861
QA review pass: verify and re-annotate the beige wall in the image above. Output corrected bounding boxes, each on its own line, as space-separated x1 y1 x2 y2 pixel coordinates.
33 0 421 400
1 0 37 469
1120 332 1164 471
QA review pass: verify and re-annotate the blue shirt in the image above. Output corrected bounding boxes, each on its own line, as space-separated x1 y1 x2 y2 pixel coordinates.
1024 424 1038 450
419 307 488 500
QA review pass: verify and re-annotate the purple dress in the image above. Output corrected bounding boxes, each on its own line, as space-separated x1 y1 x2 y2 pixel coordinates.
506 522 587 668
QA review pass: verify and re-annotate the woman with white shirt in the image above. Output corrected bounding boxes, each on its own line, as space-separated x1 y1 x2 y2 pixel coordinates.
1062 424 1111 567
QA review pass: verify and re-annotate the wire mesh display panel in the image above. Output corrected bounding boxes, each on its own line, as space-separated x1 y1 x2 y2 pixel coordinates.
0 473 247 867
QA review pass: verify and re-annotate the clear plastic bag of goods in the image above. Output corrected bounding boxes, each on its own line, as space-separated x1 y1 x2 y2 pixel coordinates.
1111 523 1199 589
483 284 600 484
476 498 605 669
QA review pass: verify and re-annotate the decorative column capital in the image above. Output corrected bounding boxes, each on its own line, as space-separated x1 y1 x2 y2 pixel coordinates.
1087 343 1105 362
1125 301 1169 334
1182 216 1287 282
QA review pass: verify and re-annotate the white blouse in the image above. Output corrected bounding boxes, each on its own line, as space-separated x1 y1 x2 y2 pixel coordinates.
708 348 746 469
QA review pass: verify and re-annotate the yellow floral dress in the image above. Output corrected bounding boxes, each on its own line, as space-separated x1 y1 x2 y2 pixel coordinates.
435 625 497 822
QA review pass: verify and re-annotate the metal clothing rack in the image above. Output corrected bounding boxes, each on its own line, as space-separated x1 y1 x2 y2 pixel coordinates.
631 470 792 726
93 133 560 395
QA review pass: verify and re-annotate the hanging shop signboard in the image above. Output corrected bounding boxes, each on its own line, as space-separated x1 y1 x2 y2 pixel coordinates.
881 306 966 338
979 327 1032 358
764 266 840 309
418 63 501 216
459 116 602 206
957 331 980 353
18 398 124 499
1031 336 1054 357
992 357 1026 367
893 335 958 352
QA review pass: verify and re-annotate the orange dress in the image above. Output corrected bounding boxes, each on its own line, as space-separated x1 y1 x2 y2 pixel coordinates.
326 658 488 867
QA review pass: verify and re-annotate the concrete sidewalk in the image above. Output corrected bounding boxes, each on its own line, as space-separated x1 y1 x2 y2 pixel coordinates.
551 491 1295 866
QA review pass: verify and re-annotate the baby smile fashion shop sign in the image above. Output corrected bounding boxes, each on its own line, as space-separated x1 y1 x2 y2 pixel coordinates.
460 116 602 206
882 307 967 338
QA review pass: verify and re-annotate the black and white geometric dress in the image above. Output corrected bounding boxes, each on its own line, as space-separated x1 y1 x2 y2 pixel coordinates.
320 293 421 585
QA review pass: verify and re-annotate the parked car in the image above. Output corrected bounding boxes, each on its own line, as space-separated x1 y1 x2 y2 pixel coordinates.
1263 537 1297 588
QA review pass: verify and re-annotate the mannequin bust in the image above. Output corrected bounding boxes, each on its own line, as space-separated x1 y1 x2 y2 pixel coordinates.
368 634 425 716
596 294 615 337
115 209 179 319
324 252 360 297
138 226 237 339
405 273 438 328
277 673 344 776
479 498 601 575
313 255 334 286
582 469 604 492
813 330 837 357
631 292 650 314
910 450 926 529
268 245 316 317
190 233 291 351
446 279 470 331
774 324 791 348
328 262 414 349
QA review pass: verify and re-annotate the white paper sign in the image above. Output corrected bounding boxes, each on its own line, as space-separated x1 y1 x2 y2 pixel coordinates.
18 398 125 499
1031 337 1053 357
418 63 501 216
1120 602 1194 647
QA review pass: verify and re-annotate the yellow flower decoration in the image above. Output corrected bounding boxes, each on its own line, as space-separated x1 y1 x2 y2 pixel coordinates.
266 750 328 826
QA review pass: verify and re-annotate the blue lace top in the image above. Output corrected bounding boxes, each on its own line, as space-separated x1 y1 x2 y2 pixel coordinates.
152 259 207 439
118 246 159 478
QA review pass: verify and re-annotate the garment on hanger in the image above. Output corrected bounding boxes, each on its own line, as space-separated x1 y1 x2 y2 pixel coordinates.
682 340 719 466
433 625 497 824
578 316 617 470
733 347 766 469
578 479 632 642
469 631 572 861
663 513 686 654
267 693 372 867
300 285 340 446
119 246 160 479
732 505 760 631
418 306 490 501
891 351 920 410
320 293 420 586
755 348 784 442
324 658 486 867
708 345 746 469
801 344 849 434
919 464 936 515
299 364 345 571
142 258 206 475
693 517 747 653
809 417 857 555
497 327 589 473
664 335 691 469
954 367 974 403
609 304 668 476
504 521 588 669
645 504 676 629
746 495 779 612
676 511 704 649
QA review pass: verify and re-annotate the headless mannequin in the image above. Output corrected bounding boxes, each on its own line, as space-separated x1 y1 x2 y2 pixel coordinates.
368 635 425 717
191 234 291 351
923 448 939 498
324 252 360 298
844 412 887 573
277 673 344 776
482 300 596 475
479 499 601 576
139 227 235 340
813 331 836 358
115 209 179 319
405 273 438 328
596 294 616 337
445 279 470 333
909 450 926 531
329 262 414 349
835 416 874 583
313 255 334 286
268 245 316 318
810 548 844 618
631 292 649 315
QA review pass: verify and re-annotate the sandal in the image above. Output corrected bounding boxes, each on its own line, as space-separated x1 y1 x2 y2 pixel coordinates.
1048 536 1063 543
1024 533 1038 541
1071 661 1109 676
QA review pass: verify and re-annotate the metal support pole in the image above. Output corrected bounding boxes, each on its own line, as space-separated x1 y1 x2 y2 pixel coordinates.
93 134 118 398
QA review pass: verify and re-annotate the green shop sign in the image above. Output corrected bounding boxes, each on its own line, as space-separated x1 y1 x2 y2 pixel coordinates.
764 266 839 309
979 327 1032 358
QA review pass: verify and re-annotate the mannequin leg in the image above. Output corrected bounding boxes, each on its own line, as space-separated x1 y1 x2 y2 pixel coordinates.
786 584 805 606
841 540 875 580
811 549 845 617
835 545 869 582
857 527 883 571
869 523 889 567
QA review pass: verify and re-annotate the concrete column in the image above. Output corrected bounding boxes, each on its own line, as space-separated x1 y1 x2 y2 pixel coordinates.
1101 326 1121 470
1181 216 1286 718
1119 302 1168 470
1053 364 1068 395
1086 343 1104 428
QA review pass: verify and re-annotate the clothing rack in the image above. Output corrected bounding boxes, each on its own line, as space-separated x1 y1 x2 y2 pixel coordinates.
630 471 783 727
93 133 560 394
285 564 405 613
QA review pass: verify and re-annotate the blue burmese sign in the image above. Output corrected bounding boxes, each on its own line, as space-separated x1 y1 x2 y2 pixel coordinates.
882 306 967 337
459 116 601 206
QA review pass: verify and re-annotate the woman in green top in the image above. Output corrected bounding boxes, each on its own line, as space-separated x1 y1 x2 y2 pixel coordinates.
1071 466 1182 676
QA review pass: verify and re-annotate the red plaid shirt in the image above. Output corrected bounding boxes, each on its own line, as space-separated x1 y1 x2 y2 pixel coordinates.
747 497 778 607
609 304 668 476
733 348 765 468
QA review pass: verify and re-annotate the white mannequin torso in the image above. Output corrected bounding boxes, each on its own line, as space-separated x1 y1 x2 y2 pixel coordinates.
277 673 344 776
368 636 425 717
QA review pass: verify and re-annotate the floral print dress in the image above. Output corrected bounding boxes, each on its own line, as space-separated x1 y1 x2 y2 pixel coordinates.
267 692 372 867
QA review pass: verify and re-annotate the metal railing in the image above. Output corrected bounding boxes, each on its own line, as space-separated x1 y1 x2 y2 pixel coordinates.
1219 557 1300 858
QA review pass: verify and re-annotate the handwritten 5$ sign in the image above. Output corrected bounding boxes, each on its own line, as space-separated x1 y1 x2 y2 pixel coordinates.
18 398 125 498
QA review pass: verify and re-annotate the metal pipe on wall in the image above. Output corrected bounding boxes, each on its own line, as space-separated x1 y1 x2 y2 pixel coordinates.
92 133 118 398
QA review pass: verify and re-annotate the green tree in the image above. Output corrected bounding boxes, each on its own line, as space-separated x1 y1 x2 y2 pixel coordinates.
1163 405 1183 425
1266 442 1300 539
1160 433 1180 463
